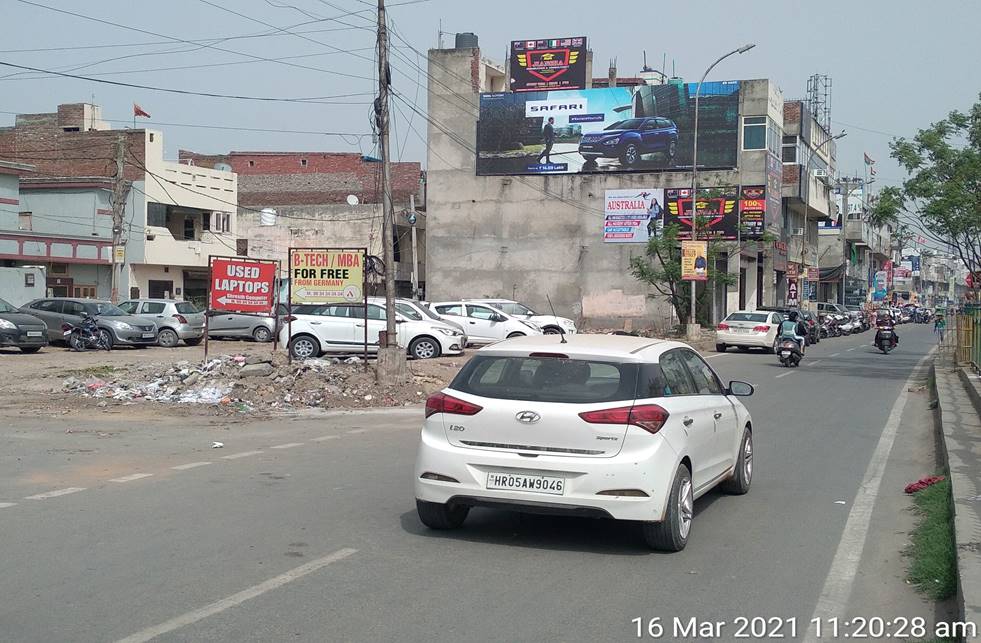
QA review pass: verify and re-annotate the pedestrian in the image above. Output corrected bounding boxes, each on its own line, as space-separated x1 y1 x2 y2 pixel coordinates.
934 313 946 344
537 117 555 164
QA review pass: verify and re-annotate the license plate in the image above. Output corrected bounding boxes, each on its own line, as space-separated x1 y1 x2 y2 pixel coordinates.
881 331 892 336
27 331 42 337
142 332 155 339
487 472 565 495
780 351 790 357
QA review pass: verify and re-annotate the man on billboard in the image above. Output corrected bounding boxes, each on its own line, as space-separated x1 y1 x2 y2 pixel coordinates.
537 117 556 164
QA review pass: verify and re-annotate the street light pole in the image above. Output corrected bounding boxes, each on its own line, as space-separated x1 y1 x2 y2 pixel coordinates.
688 43 755 339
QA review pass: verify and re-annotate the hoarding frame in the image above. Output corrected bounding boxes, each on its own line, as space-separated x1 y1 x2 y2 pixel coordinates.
509 36 587 93
205 254 281 362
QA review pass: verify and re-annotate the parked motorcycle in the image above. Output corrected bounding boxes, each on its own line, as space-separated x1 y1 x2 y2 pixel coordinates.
63 314 111 352
874 322 898 354
777 337 803 367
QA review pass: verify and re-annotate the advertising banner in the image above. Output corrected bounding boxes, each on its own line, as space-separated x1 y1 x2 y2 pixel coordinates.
664 186 739 240
807 267 820 281
805 280 817 301
787 278 800 307
209 257 276 314
509 37 587 93
773 241 788 272
766 152 782 229
738 185 766 239
872 271 888 301
603 188 664 243
289 249 365 305
476 81 740 176
787 263 800 279
681 240 708 281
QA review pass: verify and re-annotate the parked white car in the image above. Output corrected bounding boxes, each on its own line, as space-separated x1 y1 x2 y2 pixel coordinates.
281 298 465 360
430 301 543 346
414 334 755 551
394 299 468 347
715 310 784 353
464 299 577 336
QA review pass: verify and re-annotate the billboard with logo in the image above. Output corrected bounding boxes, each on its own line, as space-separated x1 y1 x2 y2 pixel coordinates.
476 81 741 176
603 188 665 243
738 185 766 239
509 37 587 92
663 186 739 240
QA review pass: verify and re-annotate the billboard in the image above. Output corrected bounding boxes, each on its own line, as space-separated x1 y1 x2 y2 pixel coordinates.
787 278 800 307
289 249 365 305
765 152 782 229
209 257 276 314
509 37 587 93
603 188 664 243
738 185 766 239
476 81 741 176
664 186 739 240
681 241 708 281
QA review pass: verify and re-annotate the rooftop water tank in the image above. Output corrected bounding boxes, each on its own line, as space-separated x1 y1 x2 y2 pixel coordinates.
455 32 478 49
259 208 277 226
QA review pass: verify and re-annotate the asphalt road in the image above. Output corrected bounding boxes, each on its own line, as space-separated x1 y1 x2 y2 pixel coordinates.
0 324 941 642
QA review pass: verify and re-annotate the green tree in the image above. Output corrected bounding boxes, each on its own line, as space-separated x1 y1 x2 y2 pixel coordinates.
870 95 981 277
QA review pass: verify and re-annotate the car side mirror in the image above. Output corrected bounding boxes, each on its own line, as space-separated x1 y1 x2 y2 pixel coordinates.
492 314 507 322
728 381 754 397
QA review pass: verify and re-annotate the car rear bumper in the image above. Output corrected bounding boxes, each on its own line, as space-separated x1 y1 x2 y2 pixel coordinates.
716 331 773 348
414 429 679 522
176 325 205 339
0 328 48 347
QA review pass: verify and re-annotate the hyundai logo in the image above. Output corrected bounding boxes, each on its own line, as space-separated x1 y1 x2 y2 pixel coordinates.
515 411 541 424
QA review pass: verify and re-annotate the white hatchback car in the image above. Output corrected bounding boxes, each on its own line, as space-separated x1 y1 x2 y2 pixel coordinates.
282 300 465 360
430 301 543 346
715 310 785 353
414 334 755 551
464 299 578 336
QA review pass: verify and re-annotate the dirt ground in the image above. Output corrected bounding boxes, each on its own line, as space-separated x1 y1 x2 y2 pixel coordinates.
0 339 465 420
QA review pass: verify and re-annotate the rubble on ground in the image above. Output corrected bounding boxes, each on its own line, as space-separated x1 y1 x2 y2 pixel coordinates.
61 352 456 413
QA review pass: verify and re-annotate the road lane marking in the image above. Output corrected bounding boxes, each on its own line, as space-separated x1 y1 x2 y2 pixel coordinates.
25 487 86 500
220 450 263 460
809 360 823 365
846 347 856 351
830 352 841 357
270 442 304 449
775 371 794 378
346 428 367 434
312 435 339 442
109 473 153 483
802 347 936 643
704 353 730 359
114 547 358 643
0 502 16 509
171 462 212 471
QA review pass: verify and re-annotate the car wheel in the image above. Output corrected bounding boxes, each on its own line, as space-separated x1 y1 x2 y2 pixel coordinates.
620 143 639 166
720 427 753 495
666 139 677 160
416 499 469 530
767 338 778 354
99 329 114 350
641 464 693 552
715 343 727 352
252 326 272 342
506 332 526 339
409 336 440 360
288 335 320 360
20 346 41 354
157 328 179 348
542 326 563 335
183 337 202 346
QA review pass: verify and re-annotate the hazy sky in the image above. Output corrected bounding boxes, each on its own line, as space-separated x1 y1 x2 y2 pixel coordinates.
2 0 979 192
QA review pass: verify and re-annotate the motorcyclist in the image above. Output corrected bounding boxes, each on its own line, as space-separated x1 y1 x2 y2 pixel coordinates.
778 311 808 354
874 308 898 346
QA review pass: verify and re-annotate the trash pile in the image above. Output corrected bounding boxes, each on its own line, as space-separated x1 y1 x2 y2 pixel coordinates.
62 352 454 413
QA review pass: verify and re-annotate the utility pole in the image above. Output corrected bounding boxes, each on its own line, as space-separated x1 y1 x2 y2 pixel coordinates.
110 135 131 304
838 176 861 307
409 193 419 300
375 0 407 384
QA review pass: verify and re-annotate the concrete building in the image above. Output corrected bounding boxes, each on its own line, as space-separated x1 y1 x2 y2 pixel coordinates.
178 150 425 298
424 39 825 330
0 103 238 304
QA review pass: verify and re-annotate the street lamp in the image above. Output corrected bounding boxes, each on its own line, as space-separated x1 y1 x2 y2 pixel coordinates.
801 130 845 306
688 43 755 339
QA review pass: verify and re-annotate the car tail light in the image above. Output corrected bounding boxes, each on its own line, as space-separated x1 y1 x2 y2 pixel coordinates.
283 315 297 322
717 323 730 330
752 325 770 333
425 392 483 418
578 404 669 435
529 352 569 359
173 314 188 324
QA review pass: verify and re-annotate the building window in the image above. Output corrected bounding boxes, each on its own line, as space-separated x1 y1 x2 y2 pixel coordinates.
147 202 168 227
73 285 96 298
300 159 308 167
18 211 32 231
149 133 155 142
183 217 195 240
742 116 767 150
50 263 68 275
211 213 231 233
782 136 798 163
248 160 255 167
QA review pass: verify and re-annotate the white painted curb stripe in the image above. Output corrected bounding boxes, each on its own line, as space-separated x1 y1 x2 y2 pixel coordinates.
171 462 212 471
114 547 358 643
109 473 153 483
775 371 794 378
270 442 304 449
0 502 16 509
801 347 935 643
25 487 86 500
220 450 263 460
312 435 339 442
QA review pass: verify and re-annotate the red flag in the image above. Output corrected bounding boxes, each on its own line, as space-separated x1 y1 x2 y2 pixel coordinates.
133 103 150 118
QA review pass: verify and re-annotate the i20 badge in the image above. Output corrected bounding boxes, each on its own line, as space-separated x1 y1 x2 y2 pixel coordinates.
515 411 541 424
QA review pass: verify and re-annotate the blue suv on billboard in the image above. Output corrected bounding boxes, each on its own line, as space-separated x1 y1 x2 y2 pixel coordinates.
578 117 678 167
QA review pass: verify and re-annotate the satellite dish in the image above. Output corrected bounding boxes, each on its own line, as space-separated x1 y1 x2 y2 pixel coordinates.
346 194 359 206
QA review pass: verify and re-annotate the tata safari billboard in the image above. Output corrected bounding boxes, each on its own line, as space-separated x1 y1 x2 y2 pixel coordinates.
476 81 740 176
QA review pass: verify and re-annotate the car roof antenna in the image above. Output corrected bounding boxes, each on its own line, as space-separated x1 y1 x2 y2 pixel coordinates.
545 294 567 343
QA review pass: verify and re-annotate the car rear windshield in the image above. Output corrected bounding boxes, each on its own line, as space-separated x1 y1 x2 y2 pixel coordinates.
450 355 638 404
725 312 768 323
175 302 199 314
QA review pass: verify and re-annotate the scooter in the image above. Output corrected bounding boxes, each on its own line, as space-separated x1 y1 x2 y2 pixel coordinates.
63 314 111 351
777 337 803 367
874 324 897 354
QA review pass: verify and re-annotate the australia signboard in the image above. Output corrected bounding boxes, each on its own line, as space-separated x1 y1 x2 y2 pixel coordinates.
603 188 665 243
509 36 587 93
208 257 277 314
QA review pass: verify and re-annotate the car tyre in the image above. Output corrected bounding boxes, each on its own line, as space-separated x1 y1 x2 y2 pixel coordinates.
715 343 727 353
619 143 639 166
542 326 563 335
416 499 469 530
409 336 441 360
767 337 778 354
720 427 753 495
288 335 320 360
506 332 526 339
20 346 41 354
157 328 179 348
252 326 272 343
183 337 203 346
642 464 693 552
665 139 677 162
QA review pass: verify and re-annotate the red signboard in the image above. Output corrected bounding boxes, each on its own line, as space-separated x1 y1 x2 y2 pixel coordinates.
807 267 820 281
209 257 276 314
